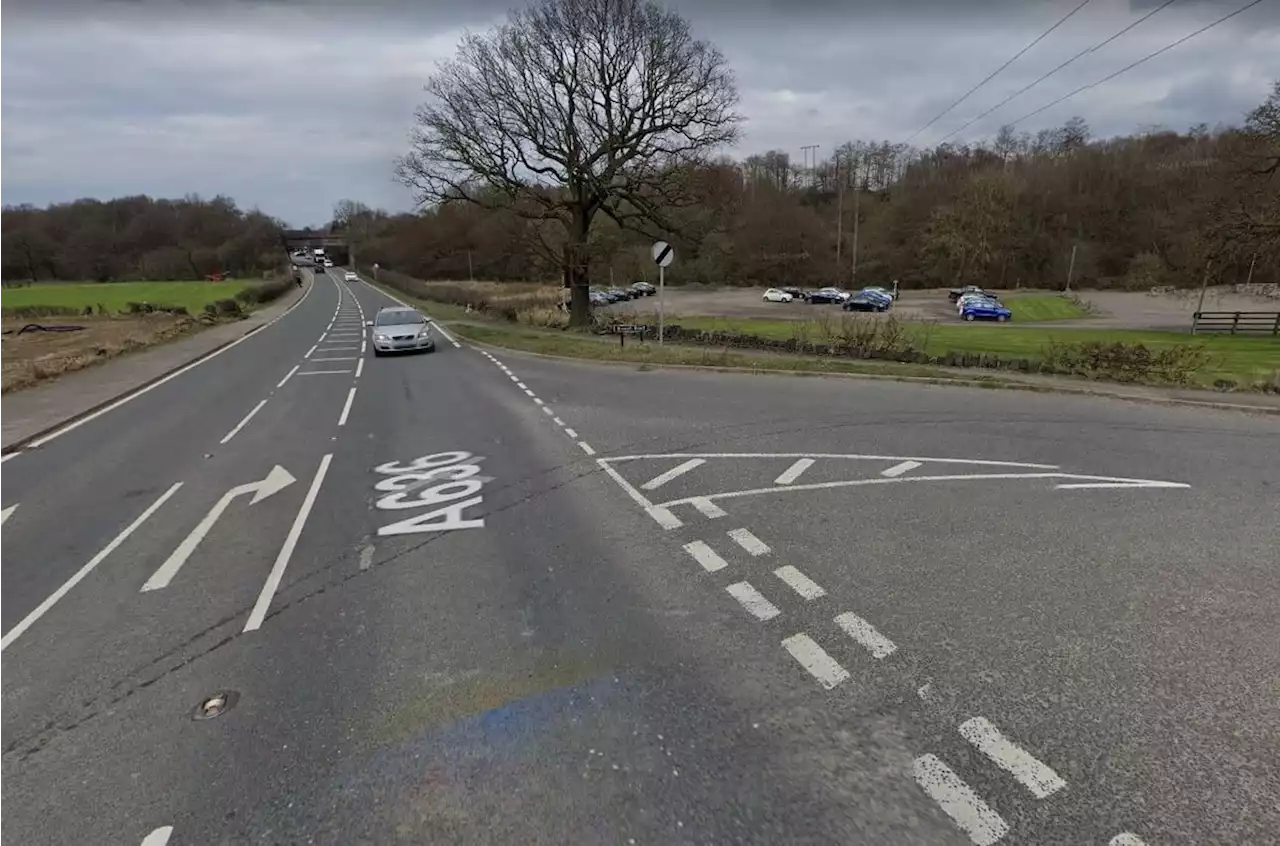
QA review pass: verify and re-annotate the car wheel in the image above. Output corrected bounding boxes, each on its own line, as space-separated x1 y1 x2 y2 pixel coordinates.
996 315 1008 322
964 313 976 322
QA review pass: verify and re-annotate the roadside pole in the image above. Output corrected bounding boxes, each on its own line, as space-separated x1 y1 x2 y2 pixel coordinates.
652 240 674 345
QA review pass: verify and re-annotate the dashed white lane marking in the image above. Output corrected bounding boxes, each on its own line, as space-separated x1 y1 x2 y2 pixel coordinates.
220 399 268 444
1109 835 1148 846
338 387 357 426
524 389 536 397
311 357 358 362
958 717 1067 799
834 611 898 659
542 407 555 416
304 344 317 358
578 442 596 455
244 454 332 632
564 427 579 439
533 397 544 405
690 497 727 519
552 417 565 426
1 504 19 526
775 458 814 485
726 582 781 620
683 540 729 572
781 633 850 690
774 565 826 599
298 369 353 376
882 459 923 478
641 458 707 491
912 754 1009 846
355 358 365 379
728 528 771 556
516 381 528 389
361 339 367 355
140 826 174 846
1 482 183 651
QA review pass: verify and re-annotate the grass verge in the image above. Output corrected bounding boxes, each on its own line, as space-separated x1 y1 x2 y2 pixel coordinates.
1002 295 1089 321
1 281 253 315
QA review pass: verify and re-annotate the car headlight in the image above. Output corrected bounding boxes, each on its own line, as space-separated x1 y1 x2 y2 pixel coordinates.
374 333 389 341
417 327 431 338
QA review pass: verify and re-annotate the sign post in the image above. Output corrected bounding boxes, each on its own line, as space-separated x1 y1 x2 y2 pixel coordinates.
652 240 675 344
373 262 380 282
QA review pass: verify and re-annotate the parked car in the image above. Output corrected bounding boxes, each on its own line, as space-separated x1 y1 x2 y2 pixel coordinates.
368 306 436 356
630 281 656 296
780 286 808 301
949 285 987 302
843 292 889 312
762 288 794 303
605 287 633 301
807 287 850 304
960 299 1013 322
863 286 897 301
588 291 610 306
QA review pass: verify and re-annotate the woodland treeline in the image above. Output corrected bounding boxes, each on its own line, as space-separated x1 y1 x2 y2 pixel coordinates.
1 195 287 284
349 81 1279 290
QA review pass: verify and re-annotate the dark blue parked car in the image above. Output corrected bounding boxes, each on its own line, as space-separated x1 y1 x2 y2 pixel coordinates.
960 299 1012 322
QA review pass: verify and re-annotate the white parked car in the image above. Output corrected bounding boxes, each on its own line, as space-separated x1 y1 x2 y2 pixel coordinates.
762 288 794 303
344 271 359 282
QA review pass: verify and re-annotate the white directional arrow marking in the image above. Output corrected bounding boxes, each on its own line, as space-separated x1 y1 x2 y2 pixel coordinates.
141 465 297 592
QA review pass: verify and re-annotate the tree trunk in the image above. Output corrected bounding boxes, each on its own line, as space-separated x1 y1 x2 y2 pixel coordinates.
567 206 593 328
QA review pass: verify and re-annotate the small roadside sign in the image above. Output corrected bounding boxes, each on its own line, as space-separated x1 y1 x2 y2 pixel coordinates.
652 241 674 268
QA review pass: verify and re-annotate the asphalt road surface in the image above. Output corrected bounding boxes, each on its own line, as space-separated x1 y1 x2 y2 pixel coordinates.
3 269 1277 845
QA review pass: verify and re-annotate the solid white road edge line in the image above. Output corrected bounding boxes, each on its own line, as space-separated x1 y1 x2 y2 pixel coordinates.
958 716 1067 799
834 611 898 659
0 452 20 464
1 482 183 651
1109 835 1148 846
726 581 781 620
23 279 318 451
305 344 317 358
781 633 849 690
641 458 706 491
728 528 771 556
277 365 300 387
219 399 268 445
338 387 357 426
774 565 826 599
682 540 728 573
912 754 1009 846
244 454 332 632
774 458 814 485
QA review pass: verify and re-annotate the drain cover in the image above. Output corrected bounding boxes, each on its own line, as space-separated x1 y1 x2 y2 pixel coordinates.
192 690 240 721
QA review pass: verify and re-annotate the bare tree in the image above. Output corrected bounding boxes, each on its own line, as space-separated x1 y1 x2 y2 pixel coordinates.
333 199 375 267
396 0 741 325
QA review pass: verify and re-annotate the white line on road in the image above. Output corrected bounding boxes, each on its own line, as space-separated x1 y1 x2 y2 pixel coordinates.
220 399 268 444
524 389 536 397
0 452 20 464
606 452 1059 468
728 528 771 556
517 382 528 389
834 611 898 659
958 717 1067 799
277 365 300 387
542 407 554 416
244 454 332 632
774 566 826 600
338 387 357 426
683 540 728 572
355 358 365 379
552 417 565 426
578 441 596 455
641 458 706 491
690 497 727 519
305 344 317 358
358 543 375 571
775 458 814 485
298 369 353 376
1109 835 1148 846
595 457 682 530
912 754 1009 846
726 582 781 620
533 397 544 405
1 504 18 526
361 339 367 355
140 826 174 846
2 483 182 651
564 427 579 438
310 357 358 362
781 633 849 690
882 460 923 477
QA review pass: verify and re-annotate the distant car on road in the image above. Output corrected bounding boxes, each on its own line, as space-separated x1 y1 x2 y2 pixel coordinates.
762 288 794 303
960 299 1012 322
344 271 359 282
369 306 436 356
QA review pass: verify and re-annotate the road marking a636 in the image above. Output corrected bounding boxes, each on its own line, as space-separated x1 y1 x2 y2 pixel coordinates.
373 451 489 536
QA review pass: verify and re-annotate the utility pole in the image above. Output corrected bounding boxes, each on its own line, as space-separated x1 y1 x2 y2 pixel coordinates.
850 151 861 286
1065 244 1078 293
835 150 844 285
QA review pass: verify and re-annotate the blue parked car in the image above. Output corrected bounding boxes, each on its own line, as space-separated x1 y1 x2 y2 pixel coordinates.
961 298 1012 322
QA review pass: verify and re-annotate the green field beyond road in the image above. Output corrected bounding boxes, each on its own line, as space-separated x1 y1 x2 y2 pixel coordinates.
1000 295 1089 321
664 315 1280 387
1 281 252 314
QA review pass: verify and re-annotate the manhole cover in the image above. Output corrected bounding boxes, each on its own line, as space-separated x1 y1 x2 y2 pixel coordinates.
192 690 240 721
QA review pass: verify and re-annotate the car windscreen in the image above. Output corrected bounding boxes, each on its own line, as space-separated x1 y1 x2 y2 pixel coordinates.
375 311 425 326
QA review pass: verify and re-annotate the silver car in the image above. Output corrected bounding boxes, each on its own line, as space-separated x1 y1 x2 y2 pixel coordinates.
368 306 435 356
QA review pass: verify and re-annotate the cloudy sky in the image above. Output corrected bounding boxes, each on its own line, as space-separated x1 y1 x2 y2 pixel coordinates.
2 0 1276 227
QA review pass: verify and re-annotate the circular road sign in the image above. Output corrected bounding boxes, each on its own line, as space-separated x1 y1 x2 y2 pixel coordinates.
652 241 675 268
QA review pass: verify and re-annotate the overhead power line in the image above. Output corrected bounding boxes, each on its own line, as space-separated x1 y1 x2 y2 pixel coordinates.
938 0 1181 143
1005 0 1267 130
905 0 1092 144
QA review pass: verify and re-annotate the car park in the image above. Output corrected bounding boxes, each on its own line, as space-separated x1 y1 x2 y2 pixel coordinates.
762 287 794 303
960 298 1013 322
368 306 436 356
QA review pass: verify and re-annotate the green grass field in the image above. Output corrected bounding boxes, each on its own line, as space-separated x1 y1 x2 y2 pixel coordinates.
1 281 252 314
658 315 1280 387
1001 295 1089 321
